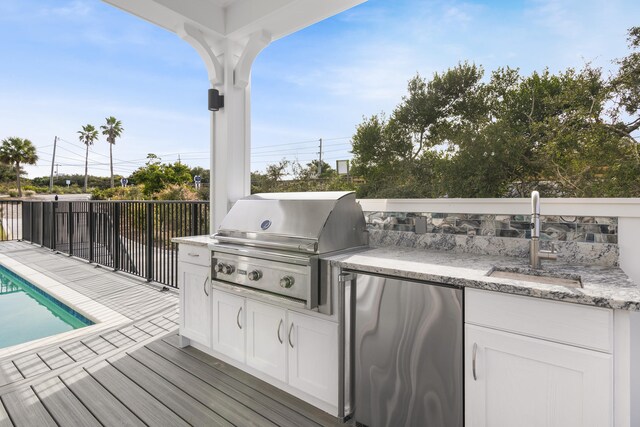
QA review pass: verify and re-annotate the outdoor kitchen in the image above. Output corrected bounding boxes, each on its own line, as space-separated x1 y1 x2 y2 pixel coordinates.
175 191 640 427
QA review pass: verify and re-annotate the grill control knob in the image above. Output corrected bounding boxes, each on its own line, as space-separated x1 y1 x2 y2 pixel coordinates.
222 264 235 275
248 270 262 281
215 262 225 273
280 276 295 289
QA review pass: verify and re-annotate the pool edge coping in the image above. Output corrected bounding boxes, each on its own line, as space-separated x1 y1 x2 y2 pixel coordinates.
0 253 130 357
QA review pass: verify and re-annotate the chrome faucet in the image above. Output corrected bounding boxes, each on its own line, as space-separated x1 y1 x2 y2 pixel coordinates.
530 191 557 269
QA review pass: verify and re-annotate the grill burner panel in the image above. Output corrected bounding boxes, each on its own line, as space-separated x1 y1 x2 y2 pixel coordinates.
213 252 311 302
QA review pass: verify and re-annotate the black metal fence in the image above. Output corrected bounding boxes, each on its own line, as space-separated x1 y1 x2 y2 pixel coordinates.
21 201 210 288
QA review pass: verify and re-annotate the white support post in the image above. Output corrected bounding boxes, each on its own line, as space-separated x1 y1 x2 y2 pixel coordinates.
178 25 271 233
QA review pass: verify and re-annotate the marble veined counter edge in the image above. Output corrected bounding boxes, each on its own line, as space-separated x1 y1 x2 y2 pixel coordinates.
329 246 640 311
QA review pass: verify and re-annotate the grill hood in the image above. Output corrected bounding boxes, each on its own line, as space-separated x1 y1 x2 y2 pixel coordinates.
213 191 368 254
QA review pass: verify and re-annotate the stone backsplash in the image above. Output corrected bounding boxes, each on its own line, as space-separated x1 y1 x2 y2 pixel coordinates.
365 212 619 267
365 212 617 243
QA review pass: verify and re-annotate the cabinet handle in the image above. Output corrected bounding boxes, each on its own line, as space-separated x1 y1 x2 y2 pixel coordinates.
288 323 294 348
472 343 478 381
237 307 243 329
203 277 209 296
277 319 284 344
187 252 200 257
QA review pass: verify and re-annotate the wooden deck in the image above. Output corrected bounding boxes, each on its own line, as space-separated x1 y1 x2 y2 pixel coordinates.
0 242 345 427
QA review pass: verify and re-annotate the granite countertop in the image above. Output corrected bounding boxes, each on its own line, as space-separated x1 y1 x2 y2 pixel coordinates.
329 247 640 311
174 235 640 311
173 235 211 247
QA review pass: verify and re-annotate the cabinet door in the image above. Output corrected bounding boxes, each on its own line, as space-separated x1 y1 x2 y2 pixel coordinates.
246 300 287 382
466 324 612 427
287 311 338 406
179 264 211 346
211 290 246 362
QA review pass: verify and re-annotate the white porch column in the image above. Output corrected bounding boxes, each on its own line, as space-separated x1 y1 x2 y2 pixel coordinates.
179 25 270 232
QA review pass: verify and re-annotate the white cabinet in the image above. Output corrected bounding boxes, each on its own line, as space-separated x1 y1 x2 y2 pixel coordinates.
288 310 339 407
211 290 339 409
246 300 287 382
465 289 613 427
179 249 211 347
211 290 246 363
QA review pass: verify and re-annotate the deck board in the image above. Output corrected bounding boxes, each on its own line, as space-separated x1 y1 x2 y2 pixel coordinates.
38 347 74 370
81 336 117 355
0 363 22 388
1 387 57 427
61 341 97 362
130 346 302 427
150 338 334 427
0 398 11 427
33 377 101 427
12 354 49 378
109 356 235 427
87 361 190 427
60 369 145 427
100 330 135 348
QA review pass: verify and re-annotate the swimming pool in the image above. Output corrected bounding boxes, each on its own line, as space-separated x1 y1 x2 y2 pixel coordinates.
0 265 94 349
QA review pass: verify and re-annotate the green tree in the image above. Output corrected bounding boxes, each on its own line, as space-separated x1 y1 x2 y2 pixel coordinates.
351 28 640 198
100 116 124 189
0 137 38 197
129 154 193 196
351 63 484 197
77 124 99 192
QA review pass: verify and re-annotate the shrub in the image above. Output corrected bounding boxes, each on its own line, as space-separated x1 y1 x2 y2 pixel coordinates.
91 185 146 200
155 184 198 201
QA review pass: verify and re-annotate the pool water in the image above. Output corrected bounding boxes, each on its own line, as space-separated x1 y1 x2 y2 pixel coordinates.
0 266 93 349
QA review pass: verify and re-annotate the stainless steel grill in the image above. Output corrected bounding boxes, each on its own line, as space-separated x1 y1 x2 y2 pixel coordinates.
208 191 368 312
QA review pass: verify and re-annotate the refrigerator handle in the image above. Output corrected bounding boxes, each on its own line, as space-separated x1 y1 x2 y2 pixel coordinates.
338 271 357 421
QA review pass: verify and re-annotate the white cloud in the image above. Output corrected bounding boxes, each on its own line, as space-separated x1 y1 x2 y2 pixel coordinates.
40 1 91 18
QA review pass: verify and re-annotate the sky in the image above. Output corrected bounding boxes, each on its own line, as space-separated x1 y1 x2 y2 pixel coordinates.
0 0 637 180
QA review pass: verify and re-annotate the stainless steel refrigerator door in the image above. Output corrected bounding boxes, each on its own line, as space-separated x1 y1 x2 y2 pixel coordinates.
354 274 463 427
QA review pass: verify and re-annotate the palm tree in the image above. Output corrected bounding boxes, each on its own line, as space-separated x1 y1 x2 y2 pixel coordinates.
0 137 38 197
78 124 99 192
100 116 124 188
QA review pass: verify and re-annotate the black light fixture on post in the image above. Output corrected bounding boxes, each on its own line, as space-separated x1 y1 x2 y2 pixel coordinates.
208 88 224 111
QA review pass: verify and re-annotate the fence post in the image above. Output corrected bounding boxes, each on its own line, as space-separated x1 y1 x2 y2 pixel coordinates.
68 202 74 256
113 203 120 271
41 202 46 247
50 202 57 250
21 202 28 242
191 203 198 235
146 203 154 282
89 203 94 263
30 202 35 244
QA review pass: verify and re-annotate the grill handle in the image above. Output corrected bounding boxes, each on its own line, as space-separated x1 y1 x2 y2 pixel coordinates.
214 235 318 253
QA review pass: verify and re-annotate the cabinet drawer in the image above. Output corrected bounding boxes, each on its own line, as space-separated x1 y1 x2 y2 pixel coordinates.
465 288 613 353
178 244 210 266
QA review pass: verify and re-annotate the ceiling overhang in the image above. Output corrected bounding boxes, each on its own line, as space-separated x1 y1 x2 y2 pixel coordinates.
102 0 366 45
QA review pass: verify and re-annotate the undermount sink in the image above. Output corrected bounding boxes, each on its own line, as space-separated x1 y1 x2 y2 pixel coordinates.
487 267 583 288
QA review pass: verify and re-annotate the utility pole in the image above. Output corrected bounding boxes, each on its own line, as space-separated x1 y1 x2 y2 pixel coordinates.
49 136 57 192
318 138 323 177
